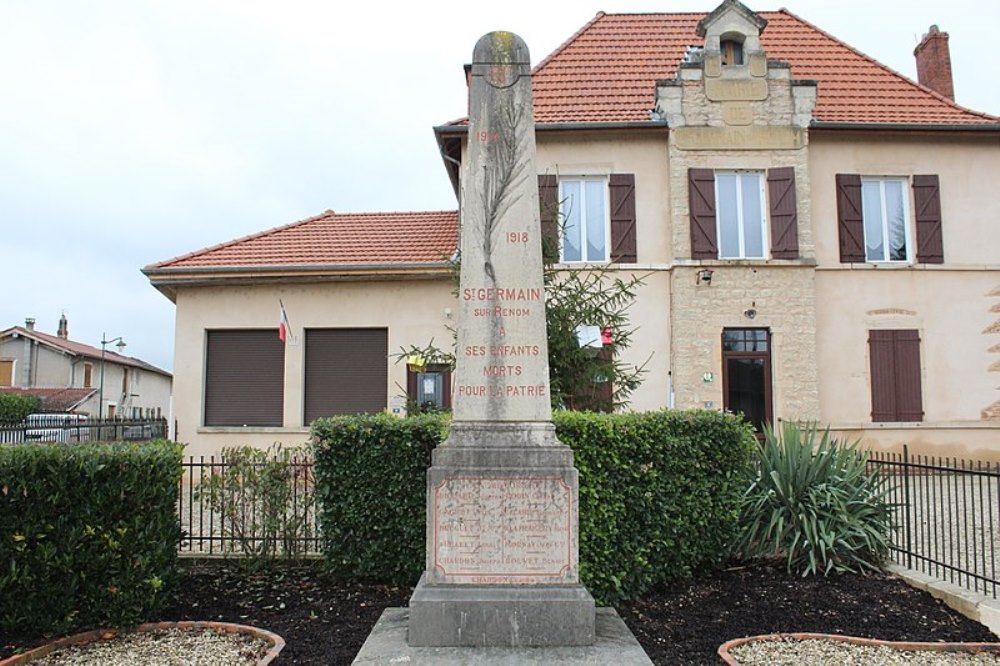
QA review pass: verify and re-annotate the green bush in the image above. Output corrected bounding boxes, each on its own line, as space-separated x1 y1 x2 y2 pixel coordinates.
735 421 892 576
559 410 755 604
311 410 755 604
0 441 183 634
196 444 315 567
312 413 446 585
0 393 40 424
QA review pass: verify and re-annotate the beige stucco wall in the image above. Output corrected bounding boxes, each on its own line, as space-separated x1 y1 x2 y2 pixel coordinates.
536 132 673 413
173 278 456 458
810 134 1000 459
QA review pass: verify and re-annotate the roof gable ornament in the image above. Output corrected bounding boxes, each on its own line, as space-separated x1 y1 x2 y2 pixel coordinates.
696 0 767 38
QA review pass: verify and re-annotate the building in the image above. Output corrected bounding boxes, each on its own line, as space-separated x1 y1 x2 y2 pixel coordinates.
0 315 172 420
145 1 1000 459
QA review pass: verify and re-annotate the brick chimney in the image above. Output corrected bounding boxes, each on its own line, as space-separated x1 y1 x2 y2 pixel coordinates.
914 25 954 100
57 313 69 339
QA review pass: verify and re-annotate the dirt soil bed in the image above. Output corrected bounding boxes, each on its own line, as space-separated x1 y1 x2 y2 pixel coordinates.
3 561 996 665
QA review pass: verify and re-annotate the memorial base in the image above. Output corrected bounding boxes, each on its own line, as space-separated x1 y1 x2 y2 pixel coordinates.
407 575 596 647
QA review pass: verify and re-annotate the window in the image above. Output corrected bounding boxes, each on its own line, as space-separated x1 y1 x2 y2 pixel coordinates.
721 39 744 66
716 171 767 259
869 329 923 422
722 328 772 433
560 177 608 262
83 363 93 388
689 167 798 260
539 174 636 263
836 174 943 264
407 364 452 413
862 178 910 262
304 328 387 423
204 329 284 427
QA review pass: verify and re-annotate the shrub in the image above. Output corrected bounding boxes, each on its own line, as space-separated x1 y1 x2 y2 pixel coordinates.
735 421 892 576
559 409 755 604
311 413 446 585
311 409 755 604
0 441 183 634
0 393 40 424
196 444 315 567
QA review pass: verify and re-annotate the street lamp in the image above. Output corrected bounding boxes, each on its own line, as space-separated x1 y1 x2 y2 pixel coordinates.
98 333 126 419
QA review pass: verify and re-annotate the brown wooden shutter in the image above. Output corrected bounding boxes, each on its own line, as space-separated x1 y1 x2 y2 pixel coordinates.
836 174 865 263
304 328 387 423
913 174 944 264
767 167 799 259
0 359 12 386
688 168 717 259
868 329 923 422
538 174 559 262
205 330 284 427
893 329 924 421
609 173 637 263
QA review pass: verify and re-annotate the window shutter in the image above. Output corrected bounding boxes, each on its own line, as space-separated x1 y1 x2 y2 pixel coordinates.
913 174 944 264
689 168 717 259
609 173 637 263
205 330 284 427
836 174 865 263
538 174 559 262
893 329 924 421
304 328 387 423
868 329 923 422
767 167 799 259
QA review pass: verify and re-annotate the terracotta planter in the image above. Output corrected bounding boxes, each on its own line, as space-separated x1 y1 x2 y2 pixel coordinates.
0 621 285 665
719 632 1000 664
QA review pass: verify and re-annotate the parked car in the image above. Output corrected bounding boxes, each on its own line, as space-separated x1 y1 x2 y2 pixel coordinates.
24 413 90 443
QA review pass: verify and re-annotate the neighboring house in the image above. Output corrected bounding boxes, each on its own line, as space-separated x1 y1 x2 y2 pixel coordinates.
145 0 1000 460
0 316 173 421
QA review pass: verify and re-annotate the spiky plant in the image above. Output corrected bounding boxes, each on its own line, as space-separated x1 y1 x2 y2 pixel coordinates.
736 421 892 576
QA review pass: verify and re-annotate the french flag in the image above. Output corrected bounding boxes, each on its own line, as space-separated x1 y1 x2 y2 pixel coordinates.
279 301 291 343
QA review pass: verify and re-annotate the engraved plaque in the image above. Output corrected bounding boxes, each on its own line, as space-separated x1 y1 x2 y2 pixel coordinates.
432 476 573 584
722 102 753 126
705 77 767 101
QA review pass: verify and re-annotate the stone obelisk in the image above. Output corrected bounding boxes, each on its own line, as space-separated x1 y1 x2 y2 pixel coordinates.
407 31 596 647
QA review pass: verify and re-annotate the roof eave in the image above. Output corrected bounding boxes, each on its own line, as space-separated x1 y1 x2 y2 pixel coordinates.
810 121 1000 133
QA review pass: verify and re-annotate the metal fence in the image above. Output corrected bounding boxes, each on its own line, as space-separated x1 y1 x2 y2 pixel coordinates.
178 453 321 557
870 446 1000 598
0 417 168 444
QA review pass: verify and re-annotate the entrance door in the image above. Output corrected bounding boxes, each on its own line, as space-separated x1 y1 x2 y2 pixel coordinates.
722 328 772 433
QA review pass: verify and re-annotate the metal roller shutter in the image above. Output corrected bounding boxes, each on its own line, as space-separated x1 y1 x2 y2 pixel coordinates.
304 328 388 424
204 330 284 427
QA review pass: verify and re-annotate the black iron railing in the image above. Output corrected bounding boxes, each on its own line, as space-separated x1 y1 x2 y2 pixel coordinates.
0 417 168 444
177 453 321 557
870 446 1000 598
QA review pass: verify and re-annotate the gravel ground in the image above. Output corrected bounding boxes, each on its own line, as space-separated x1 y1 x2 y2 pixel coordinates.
730 637 1000 665
29 627 269 666
888 472 1000 596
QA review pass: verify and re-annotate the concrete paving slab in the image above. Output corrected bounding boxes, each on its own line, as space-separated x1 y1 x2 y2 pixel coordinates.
352 607 653 665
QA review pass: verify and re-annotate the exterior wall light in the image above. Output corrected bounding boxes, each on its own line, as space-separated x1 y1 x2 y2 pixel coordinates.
697 268 714 285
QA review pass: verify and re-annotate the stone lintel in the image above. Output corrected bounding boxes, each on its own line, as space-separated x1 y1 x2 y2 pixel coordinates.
408 575 596 647
433 447 574 468
672 125 804 150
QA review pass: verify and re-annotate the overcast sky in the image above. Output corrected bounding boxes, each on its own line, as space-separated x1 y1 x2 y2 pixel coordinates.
1 0 996 373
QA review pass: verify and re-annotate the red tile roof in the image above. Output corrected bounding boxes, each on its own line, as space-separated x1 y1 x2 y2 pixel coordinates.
145 210 459 272
0 327 171 377
0 387 96 413
471 10 999 126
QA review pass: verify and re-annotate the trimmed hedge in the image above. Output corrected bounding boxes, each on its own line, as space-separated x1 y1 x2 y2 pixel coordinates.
312 413 446 585
311 410 754 605
0 441 183 634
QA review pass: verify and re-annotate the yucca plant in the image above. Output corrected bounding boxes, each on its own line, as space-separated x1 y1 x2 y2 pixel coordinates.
735 421 892 576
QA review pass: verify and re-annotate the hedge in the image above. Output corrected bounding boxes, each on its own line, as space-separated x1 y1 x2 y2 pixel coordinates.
0 441 183 634
311 410 755 605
